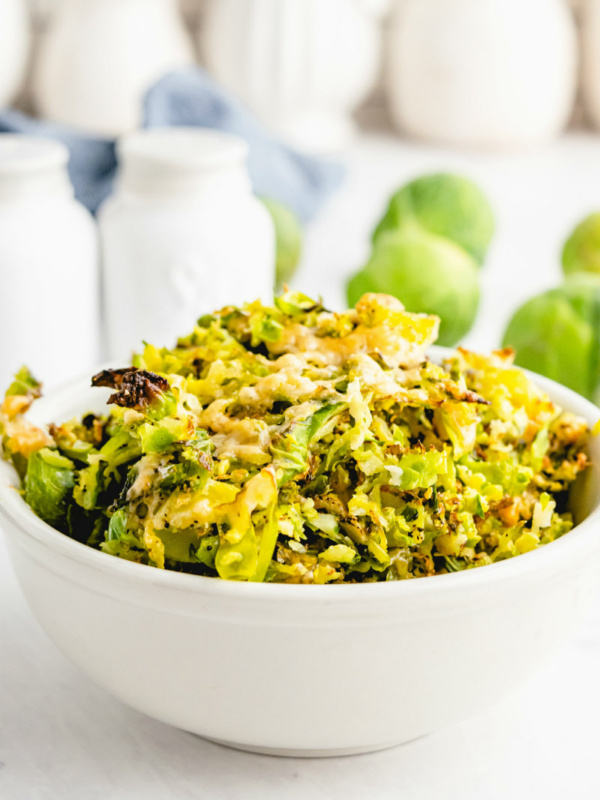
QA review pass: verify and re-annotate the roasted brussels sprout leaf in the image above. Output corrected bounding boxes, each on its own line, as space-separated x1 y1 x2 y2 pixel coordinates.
25 448 75 529
5 366 42 400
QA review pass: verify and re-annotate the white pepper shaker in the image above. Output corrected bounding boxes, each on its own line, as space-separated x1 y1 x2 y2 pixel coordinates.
99 127 275 361
0 135 99 390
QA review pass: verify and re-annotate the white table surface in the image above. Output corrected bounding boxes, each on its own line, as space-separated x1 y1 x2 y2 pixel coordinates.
3 131 600 799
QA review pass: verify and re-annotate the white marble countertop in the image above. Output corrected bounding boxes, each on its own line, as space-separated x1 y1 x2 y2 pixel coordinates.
3 131 600 799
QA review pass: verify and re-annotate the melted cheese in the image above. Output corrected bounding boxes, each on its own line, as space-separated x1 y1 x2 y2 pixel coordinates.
237 354 326 408
155 468 275 532
3 417 53 458
267 315 437 369
199 399 271 462
127 453 165 500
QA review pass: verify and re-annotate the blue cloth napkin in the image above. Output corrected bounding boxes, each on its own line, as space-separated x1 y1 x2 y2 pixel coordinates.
0 68 345 221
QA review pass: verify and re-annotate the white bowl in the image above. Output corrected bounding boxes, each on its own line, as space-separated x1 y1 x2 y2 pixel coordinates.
1 360 600 757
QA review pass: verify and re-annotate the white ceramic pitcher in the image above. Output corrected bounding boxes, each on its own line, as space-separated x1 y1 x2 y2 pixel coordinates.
32 0 194 137
581 0 600 130
0 0 30 108
387 0 577 149
200 0 388 152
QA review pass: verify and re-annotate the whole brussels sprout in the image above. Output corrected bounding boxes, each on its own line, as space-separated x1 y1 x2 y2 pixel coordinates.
562 213 600 277
261 197 303 289
347 229 480 347
372 173 495 265
502 274 600 401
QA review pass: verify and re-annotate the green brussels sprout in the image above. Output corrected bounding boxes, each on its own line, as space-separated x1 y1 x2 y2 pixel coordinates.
562 213 600 277
502 274 600 401
373 173 495 266
261 197 303 288
347 229 480 347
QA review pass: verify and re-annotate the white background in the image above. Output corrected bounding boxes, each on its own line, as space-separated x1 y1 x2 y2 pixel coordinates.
2 130 600 798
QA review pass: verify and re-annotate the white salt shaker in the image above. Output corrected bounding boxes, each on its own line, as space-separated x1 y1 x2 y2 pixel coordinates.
99 127 275 361
32 0 194 137
0 136 99 391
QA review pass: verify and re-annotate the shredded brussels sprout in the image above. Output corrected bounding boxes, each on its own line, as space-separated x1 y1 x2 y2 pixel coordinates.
0 293 592 583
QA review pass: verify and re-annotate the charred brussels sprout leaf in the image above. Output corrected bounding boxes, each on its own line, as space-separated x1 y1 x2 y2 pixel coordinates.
92 368 171 412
